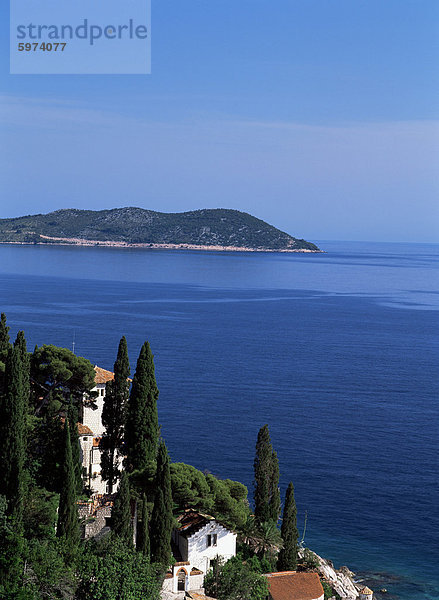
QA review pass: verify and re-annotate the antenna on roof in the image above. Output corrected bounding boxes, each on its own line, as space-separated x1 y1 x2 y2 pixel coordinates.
72 331 76 355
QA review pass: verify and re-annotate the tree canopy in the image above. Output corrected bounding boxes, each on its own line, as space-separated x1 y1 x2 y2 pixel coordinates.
31 345 96 414
204 556 268 600
170 462 250 529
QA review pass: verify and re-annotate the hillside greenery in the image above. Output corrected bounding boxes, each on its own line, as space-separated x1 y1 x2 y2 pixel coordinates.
0 207 320 251
0 313 303 599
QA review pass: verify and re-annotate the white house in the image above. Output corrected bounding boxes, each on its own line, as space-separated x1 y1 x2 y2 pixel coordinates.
162 509 237 596
79 366 118 495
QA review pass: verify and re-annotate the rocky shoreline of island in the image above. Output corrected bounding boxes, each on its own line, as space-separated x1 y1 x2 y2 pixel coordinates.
1 234 323 253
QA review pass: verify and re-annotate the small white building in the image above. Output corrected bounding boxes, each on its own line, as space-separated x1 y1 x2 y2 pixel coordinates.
359 586 374 600
79 366 118 495
162 510 237 596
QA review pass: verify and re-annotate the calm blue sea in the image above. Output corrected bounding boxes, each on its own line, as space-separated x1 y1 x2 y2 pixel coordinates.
0 240 438 600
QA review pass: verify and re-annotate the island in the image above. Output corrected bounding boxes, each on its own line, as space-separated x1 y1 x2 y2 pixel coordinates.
0 207 321 252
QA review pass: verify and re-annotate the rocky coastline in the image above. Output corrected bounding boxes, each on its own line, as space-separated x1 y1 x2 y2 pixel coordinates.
301 549 378 600
1 235 323 253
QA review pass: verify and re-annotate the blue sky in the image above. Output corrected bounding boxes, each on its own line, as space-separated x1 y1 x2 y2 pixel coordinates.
1 0 438 242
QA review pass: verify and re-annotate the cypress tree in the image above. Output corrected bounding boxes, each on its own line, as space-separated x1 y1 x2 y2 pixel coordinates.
68 402 83 494
14 331 30 404
0 313 10 354
101 336 130 493
56 418 80 551
136 493 150 557
277 482 298 571
269 449 281 523
254 425 281 524
150 441 173 565
125 342 159 473
0 346 26 522
0 313 11 394
112 470 132 545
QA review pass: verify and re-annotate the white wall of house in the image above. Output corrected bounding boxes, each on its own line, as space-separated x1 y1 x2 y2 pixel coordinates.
187 521 236 574
83 384 106 436
79 431 120 495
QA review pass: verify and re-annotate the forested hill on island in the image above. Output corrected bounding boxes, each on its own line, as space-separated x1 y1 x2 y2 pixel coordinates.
0 207 321 251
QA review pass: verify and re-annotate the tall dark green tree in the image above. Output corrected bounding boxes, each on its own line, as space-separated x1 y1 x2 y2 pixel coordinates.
56 418 80 552
136 494 150 557
68 402 83 494
14 330 30 403
268 448 281 523
0 344 26 597
112 471 133 546
125 342 159 473
277 482 298 571
0 345 27 522
150 441 173 565
0 313 11 394
253 425 281 524
101 336 130 493
0 313 10 355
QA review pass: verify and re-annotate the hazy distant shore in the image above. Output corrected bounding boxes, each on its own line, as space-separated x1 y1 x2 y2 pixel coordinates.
1 235 322 253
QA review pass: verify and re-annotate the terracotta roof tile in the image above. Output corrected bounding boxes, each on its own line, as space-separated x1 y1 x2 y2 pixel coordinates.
265 572 324 600
94 366 115 384
77 423 94 435
177 509 215 537
359 587 373 595
187 593 217 600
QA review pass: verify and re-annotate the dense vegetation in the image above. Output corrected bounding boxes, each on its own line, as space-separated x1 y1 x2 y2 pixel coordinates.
0 313 323 600
0 207 320 251
0 316 164 599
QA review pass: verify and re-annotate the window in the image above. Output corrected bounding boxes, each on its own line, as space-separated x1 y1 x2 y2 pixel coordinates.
207 533 217 547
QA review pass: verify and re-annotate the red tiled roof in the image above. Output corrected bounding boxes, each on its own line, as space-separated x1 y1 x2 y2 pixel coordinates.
265 572 324 600
177 509 214 537
94 366 115 384
77 423 94 435
187 593 217 600
359 587 373 595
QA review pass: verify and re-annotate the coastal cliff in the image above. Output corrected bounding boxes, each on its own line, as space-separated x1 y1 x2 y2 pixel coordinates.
299 549 366 599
